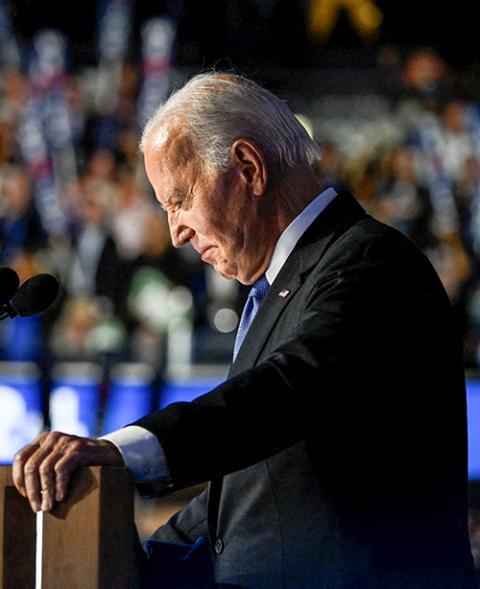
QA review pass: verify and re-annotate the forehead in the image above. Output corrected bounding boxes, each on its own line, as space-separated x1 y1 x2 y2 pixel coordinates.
161 124 196 166
144 130 206 202
146 125 202 172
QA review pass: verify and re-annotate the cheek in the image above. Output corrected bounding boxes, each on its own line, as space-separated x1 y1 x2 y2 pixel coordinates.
218 225 244 253
197 196 246 250
201 212 232 243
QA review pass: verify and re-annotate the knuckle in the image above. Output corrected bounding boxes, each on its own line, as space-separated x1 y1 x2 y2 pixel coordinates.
24 461 39 476
65 440 84 457
38 463 52 478
70 439 83 452
54 455 75 474
13 442 36 463
11 461 23 486
54 433 76 450
43 431 61 446
54 463 72 480
37 431 51 444
13 448 26 464
54 469 67 483
66 450 81 464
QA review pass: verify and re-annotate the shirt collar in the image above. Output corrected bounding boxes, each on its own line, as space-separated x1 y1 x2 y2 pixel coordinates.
265 187 337 285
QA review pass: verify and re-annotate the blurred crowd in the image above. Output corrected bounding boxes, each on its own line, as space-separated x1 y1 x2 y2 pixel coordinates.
313 47 480 372
1 45 480 376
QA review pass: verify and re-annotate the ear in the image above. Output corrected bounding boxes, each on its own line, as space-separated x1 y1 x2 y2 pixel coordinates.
230 139 268 197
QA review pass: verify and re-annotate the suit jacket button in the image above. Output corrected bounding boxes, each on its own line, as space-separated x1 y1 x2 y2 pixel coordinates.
214 537 224 554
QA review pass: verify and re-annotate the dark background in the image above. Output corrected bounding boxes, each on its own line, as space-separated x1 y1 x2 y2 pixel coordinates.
5 0 478 70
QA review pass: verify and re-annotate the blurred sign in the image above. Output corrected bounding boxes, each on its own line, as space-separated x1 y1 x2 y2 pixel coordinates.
0 362 43 463
101 363 154 434
158 368 227 409
98 0 131 63
0 0 20 65
468 379 480 480
49 363 102 436
138 17 176 127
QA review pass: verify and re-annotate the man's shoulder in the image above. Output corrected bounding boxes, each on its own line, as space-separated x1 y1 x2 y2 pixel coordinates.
305 212 439 293
326 212 425 262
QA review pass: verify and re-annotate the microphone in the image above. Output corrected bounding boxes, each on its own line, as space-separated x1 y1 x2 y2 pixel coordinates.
0 273 60 320
0 267 20 304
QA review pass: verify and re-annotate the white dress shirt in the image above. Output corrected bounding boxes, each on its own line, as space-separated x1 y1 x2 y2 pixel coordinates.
102 187 337 481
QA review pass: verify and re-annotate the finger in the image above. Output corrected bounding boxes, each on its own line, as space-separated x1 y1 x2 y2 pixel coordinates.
12 434 47 497
23 454 45 512
38 433 75 511
38 453 58 512
23 433 64 512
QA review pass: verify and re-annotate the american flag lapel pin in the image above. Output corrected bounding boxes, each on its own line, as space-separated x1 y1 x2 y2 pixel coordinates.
278 289 290 298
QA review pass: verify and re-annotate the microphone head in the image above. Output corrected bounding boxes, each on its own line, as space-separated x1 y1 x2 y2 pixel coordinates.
0 267 20 303
11 274 60 317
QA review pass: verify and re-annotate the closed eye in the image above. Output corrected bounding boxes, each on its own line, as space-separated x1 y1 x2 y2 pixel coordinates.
169 191 193 211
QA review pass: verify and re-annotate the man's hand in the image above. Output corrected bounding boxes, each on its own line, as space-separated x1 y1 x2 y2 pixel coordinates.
12 432 124 513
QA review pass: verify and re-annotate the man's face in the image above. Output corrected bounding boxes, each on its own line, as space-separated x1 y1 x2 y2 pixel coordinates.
143 134 273 285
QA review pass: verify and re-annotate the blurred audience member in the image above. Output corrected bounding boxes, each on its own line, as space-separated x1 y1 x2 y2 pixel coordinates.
121 211 201 366
313 141 348 192
67 183 122 307
82 149 118 205
401 47 453 110
50 296 126 362
0 69 27 127
373 146 434 248
111 170 153 260
0 165 46 262
440 99 473 184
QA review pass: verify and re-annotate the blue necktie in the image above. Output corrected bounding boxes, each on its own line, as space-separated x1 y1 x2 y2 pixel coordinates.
233 275 270 360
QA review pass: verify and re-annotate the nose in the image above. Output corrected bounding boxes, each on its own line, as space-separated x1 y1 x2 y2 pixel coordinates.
168 212 194 248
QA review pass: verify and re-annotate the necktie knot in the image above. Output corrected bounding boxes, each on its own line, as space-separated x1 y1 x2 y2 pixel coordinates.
250 274 270 300
233 275 269 360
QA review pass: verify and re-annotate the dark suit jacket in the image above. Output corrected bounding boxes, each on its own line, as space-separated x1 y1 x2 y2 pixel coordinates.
136 191 476 589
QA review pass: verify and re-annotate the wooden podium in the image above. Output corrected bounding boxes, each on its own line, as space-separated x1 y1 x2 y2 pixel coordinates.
0 465 135 589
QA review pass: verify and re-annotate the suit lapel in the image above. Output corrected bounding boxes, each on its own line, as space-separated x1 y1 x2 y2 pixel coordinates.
229 268 303 377
228 190 366 377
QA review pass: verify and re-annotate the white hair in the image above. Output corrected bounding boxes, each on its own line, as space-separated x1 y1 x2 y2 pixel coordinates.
139 73 320 178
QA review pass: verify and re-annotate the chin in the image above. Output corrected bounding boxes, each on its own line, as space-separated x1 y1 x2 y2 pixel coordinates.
214 260 239 281
232 269 255 285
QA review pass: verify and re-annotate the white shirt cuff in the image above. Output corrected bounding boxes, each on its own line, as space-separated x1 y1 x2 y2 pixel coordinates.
101 425 170 482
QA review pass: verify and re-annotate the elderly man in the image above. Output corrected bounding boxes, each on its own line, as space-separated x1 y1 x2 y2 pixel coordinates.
13 73 475 589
